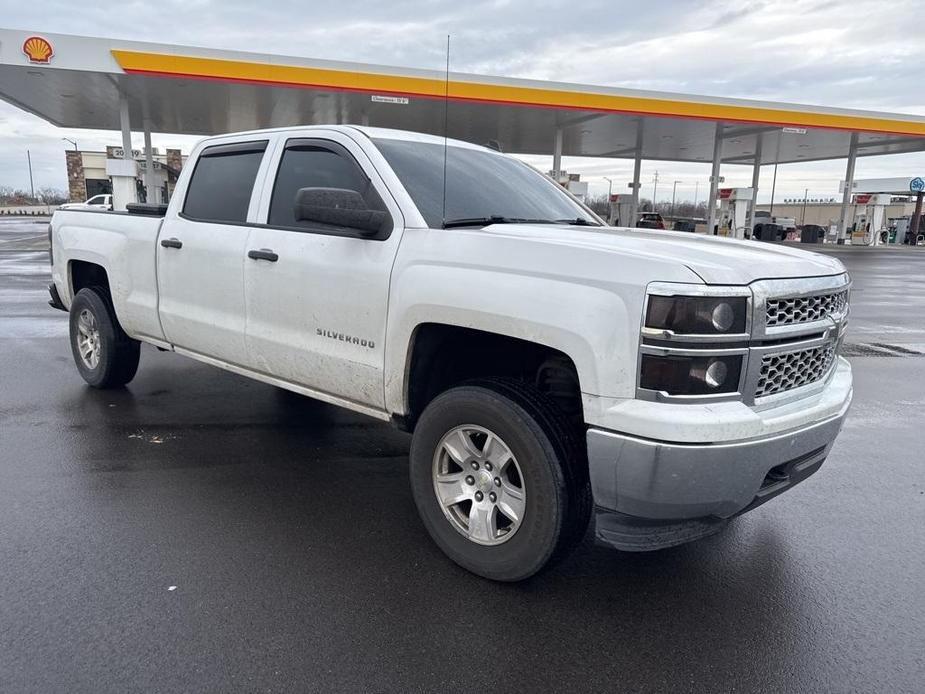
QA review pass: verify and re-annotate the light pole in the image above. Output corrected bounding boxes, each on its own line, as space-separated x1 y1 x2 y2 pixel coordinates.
651 171 660 212
671 180 681 218
800 188 809 226
62 137 78 152
26 150 35 199
603 177 614 224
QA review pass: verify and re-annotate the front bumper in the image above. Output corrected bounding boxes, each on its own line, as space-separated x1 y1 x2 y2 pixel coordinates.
587 363 852 550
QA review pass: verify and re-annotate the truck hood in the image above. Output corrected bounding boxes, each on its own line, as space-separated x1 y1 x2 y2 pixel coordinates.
484 224 845 285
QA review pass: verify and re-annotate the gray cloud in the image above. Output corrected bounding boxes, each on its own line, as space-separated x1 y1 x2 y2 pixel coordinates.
2 0 924 201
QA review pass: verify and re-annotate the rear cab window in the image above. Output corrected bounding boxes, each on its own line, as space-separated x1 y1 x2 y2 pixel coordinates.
183 140 268 223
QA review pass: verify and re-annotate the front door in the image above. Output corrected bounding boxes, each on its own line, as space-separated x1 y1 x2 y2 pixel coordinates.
157 139 269 366
243 134 403 409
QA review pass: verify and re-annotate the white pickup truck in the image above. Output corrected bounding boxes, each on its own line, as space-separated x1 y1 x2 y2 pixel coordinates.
58 193 113 211
49 125 853 581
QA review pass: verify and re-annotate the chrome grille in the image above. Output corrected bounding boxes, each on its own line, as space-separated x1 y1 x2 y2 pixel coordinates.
766 290 848 327
755 343 837 398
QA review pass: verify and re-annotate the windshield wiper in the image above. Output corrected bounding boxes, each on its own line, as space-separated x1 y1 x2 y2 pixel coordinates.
442 216 556 229
555 218 603 227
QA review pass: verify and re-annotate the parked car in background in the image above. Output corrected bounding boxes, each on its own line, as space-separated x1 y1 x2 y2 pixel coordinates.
58 194 112 211
636 212 665 229
754 210 796 231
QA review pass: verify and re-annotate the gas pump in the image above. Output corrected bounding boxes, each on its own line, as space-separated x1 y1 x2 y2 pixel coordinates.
716 188 754 239
891 218 910 245
608 194 635 227
850 193 890 245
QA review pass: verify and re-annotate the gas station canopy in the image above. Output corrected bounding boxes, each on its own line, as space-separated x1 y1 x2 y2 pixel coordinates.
3 28 925 165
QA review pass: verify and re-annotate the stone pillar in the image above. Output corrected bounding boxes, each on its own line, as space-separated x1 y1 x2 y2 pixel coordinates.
65 151 87 202
165 148 183 200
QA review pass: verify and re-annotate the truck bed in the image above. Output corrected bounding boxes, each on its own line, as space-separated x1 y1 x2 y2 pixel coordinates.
51 208 167 344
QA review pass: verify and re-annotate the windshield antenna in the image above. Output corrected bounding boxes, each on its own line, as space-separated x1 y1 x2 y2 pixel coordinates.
441 34 450 228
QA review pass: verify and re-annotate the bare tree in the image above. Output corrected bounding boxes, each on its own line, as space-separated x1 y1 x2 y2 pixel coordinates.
583 193 610 217
35 187 68 205
0 189 38 205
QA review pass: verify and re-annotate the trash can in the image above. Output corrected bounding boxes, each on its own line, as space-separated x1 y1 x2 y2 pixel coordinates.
800 224 825 243
755 223 784 241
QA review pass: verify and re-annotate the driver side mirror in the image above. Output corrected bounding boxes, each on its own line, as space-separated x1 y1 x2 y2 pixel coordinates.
294 187 387 236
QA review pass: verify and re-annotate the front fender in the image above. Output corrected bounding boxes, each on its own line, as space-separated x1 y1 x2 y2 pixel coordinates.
384 264 638 415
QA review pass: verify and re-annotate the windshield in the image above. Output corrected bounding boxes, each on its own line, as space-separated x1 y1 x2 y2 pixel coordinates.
372 137 601 228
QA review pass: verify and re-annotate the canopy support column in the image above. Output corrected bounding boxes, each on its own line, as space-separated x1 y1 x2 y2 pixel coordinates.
143 118 156 204
120 95 132 160
747 136 763 237
837 133 859 245
629 120 644 227
107 93 138 211
706 122 723 236
910 191 923 245
552 127 563 183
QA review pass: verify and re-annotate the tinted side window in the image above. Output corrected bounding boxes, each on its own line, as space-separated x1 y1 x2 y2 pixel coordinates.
183 141 268 223
268 142 388 235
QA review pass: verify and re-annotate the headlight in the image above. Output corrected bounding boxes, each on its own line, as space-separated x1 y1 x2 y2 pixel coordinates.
645 295 747 335
640 354 743 395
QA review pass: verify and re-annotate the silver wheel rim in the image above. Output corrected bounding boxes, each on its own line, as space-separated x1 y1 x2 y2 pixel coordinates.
76 308 101 370
432 425 526 546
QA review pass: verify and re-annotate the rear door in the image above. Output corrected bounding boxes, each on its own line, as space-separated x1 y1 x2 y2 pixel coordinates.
243 132 404 409
157 139 270 366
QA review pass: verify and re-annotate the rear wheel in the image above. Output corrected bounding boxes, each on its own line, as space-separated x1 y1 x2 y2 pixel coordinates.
410 379 591 581
69 287 140 388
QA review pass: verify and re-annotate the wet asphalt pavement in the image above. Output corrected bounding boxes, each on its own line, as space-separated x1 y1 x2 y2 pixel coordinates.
1 217 924 693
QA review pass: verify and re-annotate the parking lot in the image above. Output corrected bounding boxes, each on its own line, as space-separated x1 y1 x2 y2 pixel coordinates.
1 217 924 692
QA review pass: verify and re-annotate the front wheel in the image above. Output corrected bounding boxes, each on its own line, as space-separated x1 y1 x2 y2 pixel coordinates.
69 287 140 388
409 379 591 581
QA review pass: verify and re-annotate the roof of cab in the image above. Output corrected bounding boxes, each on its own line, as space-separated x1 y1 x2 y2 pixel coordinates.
194 124 498 153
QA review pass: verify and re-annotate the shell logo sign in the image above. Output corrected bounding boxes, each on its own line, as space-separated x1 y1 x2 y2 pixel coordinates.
22 36 54 64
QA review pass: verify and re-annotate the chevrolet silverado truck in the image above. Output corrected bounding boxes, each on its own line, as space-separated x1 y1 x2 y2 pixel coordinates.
49 126 853 581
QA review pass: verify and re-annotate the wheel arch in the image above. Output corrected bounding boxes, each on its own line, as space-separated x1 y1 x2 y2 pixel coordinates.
67 259 133 338
68 258 111 299
390 319 592 430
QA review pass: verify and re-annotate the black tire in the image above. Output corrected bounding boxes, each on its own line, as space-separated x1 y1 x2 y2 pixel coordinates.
410 379 591 581
68 286 140 388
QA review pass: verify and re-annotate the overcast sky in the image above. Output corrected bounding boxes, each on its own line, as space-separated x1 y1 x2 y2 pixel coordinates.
2 0 924 203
